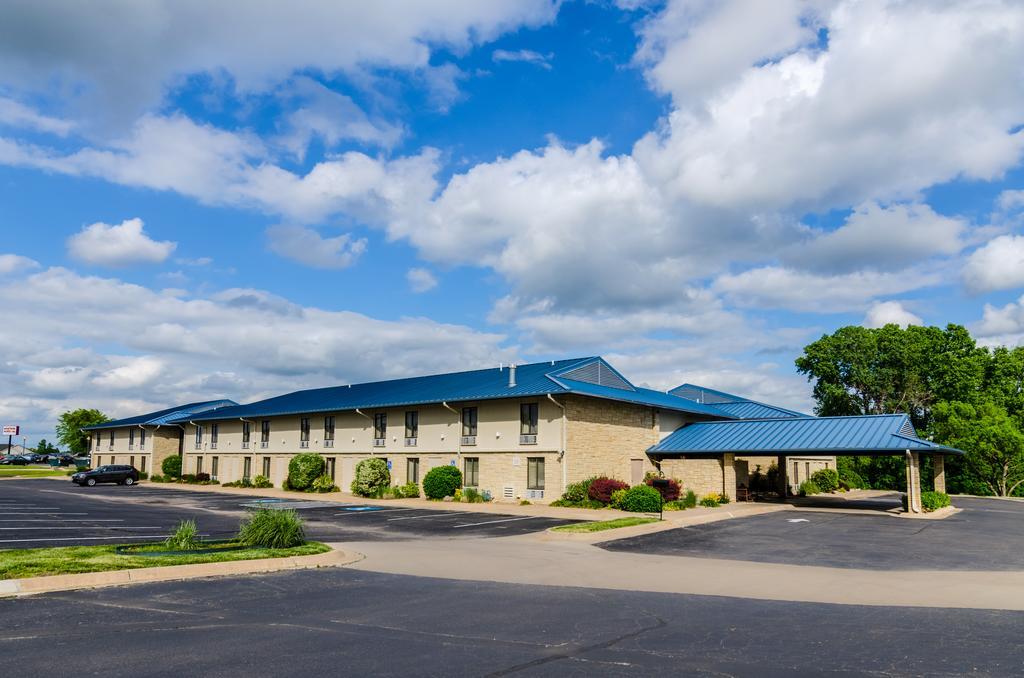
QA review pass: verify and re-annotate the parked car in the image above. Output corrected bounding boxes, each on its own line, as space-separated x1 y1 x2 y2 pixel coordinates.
71 465 140 486
0 455 29 465
49 454 77 467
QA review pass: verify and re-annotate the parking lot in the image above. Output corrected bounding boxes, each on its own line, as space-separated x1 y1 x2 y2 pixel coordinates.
0 480 572 548
601 496 1024 571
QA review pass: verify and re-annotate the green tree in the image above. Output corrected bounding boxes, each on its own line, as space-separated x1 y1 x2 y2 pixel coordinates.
55 409 109 455
33 439 60 455
932 401 1024 497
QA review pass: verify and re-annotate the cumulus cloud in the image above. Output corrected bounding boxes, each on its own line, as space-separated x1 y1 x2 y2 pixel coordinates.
66 218 176 267
407 268 438 293
863 301 922 329
962 235 1024 294
492 49 553 69
975 295 1024 346
266 225 367 269
0 96 73 136
0 253 40 275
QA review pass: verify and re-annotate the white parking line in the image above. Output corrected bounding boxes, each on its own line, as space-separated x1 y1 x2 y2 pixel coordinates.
0 526 163 530
333 508 412 516
386 512 464 522
452 516 540 528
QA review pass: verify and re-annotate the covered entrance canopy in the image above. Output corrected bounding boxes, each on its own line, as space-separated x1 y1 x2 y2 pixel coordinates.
648 414 963 514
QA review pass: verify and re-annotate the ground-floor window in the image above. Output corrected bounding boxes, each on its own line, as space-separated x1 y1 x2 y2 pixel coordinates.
407 457 419 484
211 456 219 480
196 456 203 475
463 457 479 487
262 456 270 478
129 455 134 469
109 456 115 465
243 457 252 481
527 457 544 490
326 457 336 481
140 456 146 473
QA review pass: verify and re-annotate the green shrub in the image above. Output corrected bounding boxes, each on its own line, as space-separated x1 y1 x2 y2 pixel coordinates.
237 508 306 549
351 458 390 497
423 465 462 499
619 485 663 512
839 468 866 490
550 498 605 509
519 499 531 505
149 474 165 483
252 475 273 489
311 473 340 493
811 468 839 493
683 489 698 508
663 500 687 511
699 494 720 508
921 491 951 512
462 487 486 503
561 477 596 503
164 519 202 551
161 455 182 478
609 488 628 509
799 480 820 496
181 473 196 483
588 477 629 503
287 453 325 491
137 471 149 480
400 481 419 498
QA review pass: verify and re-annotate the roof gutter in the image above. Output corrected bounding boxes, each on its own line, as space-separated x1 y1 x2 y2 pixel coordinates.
547 394 567 493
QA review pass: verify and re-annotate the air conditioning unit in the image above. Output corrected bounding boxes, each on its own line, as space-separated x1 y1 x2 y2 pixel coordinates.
128 444 134 451
405 437 417 447
461 435 477 446
300 441 309 448
194 444 202 450
503 486 515 499
260 442 269 449
242 442 250 449
210 443 217 450
323 439 334 448
526 489 544 500
373 438 386 447
520 434 537 445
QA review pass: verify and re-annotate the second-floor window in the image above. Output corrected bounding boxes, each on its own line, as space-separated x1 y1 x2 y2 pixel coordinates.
405 411 418 439
261 420 271 444
129 428 135 447
194 425 203 448
520 403 538 436
462 407 477 437
108 430 115 448
300 418 310 441
139 428 146 448
242 421 251 445
210 423 218 448
324 416 335 441
374 413 387 440
95 435 100 450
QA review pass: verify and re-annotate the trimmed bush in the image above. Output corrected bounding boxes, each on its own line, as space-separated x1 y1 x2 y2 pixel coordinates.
423 465 462 499
645 476 681 501
921 491 951 512
161 455 182 478
620 485 663 512
609 488 627 509
588 477 629 504
811 468 839 493
251 475 273 489
400 481 419 498
149 474 166 483
195 472 211 483
561 477 596 503
683 489 698 508
699 494 720 508
799 480 820 496
663 499 688 511
164 519 201 551
351 458 390 497
237 508 305 549
312 473 340 493
181 473 197 483
287 453 325 491
839 468 866 490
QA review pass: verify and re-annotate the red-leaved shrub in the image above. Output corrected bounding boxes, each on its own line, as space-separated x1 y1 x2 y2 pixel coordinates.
645 476 680 501
588 477 629 503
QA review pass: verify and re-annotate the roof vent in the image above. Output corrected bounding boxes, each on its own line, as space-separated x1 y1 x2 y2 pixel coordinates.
508 364 517 388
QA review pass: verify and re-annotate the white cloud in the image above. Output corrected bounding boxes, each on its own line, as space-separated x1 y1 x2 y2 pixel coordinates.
0 96 73 135
0 253 40 275
863 301 922 329
92 356 165 390
974 295 1024 346
962 235 1024 294
266 225 368 269
492 49 553 69
407 268 438 293
66 218 176 267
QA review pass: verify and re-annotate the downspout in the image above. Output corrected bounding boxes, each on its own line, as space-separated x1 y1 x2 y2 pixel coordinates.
441 402 461 459
547 394 567 494
355 409 373 454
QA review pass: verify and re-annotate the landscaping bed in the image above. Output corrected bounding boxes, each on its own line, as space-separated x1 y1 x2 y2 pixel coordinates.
551 517 658 533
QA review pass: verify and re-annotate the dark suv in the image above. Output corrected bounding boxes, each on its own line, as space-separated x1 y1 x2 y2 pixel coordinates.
72 465 140 487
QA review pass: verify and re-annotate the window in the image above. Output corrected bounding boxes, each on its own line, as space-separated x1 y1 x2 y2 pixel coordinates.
520 403 538 436
326 457 336 481
242 421 251 448
261 420 270 448
140 456 146 473
373 413 387 446
95 435 101 450
324 416 335 447
405 411 418 445
407 457 419 484
194 425 203 450
210 423 218 449
262 456 271 478
109 456 115 465
300 418 310 447
108 430 115 449
461 407 477 442
139 428 146 449
463 457 479 487
527 457 545 490
211 456 219 480
129 455 134 468
196 456 203 475
129 429 135 449
243 456 252 481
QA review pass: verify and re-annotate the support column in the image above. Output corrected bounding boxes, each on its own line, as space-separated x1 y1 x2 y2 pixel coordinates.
905 451 922 513
722 453 736 499
933 455 946 494
777 455 787 499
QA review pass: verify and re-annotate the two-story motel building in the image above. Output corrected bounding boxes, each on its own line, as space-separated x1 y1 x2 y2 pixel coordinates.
83 356 954 503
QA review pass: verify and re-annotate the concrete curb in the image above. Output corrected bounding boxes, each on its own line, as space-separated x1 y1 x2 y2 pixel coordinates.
0 543 361 598
544 503 787 542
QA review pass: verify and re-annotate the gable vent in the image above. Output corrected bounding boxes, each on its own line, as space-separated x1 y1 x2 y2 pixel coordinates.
561 361 633 391
899 418 917 438
671 385 734 404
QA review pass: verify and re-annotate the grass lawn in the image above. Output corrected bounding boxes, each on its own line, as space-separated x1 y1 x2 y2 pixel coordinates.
0 467 70 478
551 517 659 533
0 541 330 579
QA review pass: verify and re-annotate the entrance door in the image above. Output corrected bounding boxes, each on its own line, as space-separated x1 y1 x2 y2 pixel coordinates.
630 458 644 485
326 457 336 481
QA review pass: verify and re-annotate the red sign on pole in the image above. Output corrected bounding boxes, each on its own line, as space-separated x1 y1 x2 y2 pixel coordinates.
2 425 19 435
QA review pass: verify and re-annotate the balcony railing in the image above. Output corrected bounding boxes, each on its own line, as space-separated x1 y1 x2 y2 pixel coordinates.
194 443 202 450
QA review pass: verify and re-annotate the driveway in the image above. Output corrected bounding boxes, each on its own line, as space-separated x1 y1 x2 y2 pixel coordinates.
600 496 1024 570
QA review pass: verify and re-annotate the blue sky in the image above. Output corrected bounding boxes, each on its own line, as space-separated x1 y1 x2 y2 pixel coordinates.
0 0 1023 445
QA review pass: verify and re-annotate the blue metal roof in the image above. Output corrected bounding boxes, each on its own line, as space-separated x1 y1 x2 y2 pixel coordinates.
669 383 807 419
174 357 736 423
649 414 963 456
83 399 239 430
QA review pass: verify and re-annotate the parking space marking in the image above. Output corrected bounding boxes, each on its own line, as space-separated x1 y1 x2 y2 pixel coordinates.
452 516 539 529
0 512 88 516
334 508 413 516
386 512 464 522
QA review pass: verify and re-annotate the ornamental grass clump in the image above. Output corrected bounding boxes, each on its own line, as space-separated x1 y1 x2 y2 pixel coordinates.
164 519 202 551
799 480 821 496
237 508 306 549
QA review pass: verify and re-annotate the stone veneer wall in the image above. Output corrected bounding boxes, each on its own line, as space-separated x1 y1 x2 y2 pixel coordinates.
151 430 181 475
564 396 659 485
659 457 728 498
